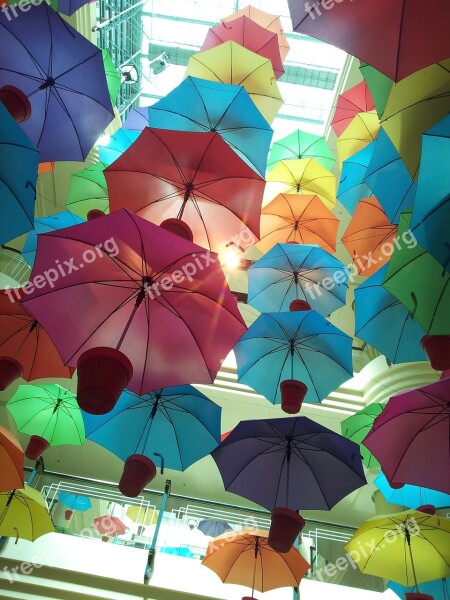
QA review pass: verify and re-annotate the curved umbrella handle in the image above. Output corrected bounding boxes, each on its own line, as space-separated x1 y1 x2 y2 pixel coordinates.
153 452 164 475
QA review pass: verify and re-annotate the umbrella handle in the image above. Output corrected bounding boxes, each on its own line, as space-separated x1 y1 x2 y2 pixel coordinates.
409 292 417 319
153 452 164 474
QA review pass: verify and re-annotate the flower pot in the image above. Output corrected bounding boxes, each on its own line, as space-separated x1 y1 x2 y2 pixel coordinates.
65 509 73 520
421 335 450 371
86 209 105 220
25 435 50 460
76 347 133 415
268 507 305 553
242 597 257 600
160 218 193 242
405 593 434 600
119 454 157 497
280 379 307 414
289 299 311 312
0 85 31 123
0 356 23 391
101 535 109 542
416 504 436 515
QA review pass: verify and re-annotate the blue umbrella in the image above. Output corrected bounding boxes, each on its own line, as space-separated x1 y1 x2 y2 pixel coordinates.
364 128 416 223
374 472 450 510
198 519 232 537
22 211 84 267
387 578 450 599
354 264 427 364
98 128 141 166
57 492 92 512
234 311 353 406
247 243 349 316
337 142 374 215
122 106 149 131
82 386 221 471
0 102 39 246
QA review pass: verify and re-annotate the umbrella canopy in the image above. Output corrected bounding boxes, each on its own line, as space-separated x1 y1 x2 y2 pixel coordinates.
7 384 85 448
359 62 393 118
20 209 247 395
66 162 109 220
0 486 54 542
211 417 366 511
374 472 450 510
57 492 92 512
92 515 127 536
38 162 55 174
341 196 397 277
197 519 232 537
122 106 149 131
201 529 309 595
337 142 375 215
49 0 91 16
363 377 450 494
267 129 335 171
331 81 375 138
388 577 450 599
344 509 450 586
0 425 24 493
146 76 273 177
288 0 450 82
248 243 348 316
101 49 120 105
98 128 140 166
336 111 380 171
0 102 39 246
185 41 283 124
125 505 158 526
340 403 385 468
257 193 339 254
235 310 353 406
0 3 114 161
105 128 265 252
355 264 428 365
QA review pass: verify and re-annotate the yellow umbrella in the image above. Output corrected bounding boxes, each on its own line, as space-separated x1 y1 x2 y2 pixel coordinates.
0 486 54 542
185 41 283 124
336 111 380 170
381 59 450 177
125 505 158 526
263 158 336 209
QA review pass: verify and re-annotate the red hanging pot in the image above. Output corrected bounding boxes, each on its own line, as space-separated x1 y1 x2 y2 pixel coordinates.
420 335 450 371
289 299 311 312
160 218 193 242
268 507 305 553
86 209 105 221
0 356 23 391
416 504 436 515
76 347 133 415
242 597 257 600
0 85 31 123
65 509 73 520
405 594 434 600
119 454 157 498
280 379 308 414
25 435 50 460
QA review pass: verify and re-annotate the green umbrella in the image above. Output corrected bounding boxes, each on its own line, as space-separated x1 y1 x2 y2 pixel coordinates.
267 129 335 171
6 384 85 448
65 162 109 219
340 403 384 468
102 50 121 106
359 62 393 118
382 211 450 335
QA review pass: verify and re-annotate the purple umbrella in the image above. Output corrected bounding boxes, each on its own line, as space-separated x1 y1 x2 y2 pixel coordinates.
198 519 232 537
0 3 114 162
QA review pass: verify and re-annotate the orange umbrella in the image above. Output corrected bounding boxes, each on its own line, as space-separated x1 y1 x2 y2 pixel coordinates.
0 425 24 493
257 193 339 254
342 196 397 277
331 81 376 137
336 111 380 170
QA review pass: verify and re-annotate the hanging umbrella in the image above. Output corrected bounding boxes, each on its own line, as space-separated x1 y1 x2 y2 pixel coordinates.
331 81 375 138
257 193 339 254
288 0 450 81
48 0 91 16
388 577 450 599
185 41 283 124
66 162 109 220
146 76 273 178
0 3 114 162
105 129 265 252
363 377 450 494
211 416 366 512
0 486 54 542
344 509 450 587
0 102 39 246
359 62 393 118
197 519 232 537
101 49 121 106
0 425 24 493
201 15 284 79
248 243 348 316
340 403 385 468
363 129 417 224
264 158 336 209
92 515 127 537
355 264 428 365
126 505 158 526
374 472 450 510
336 111 380 171
98 128 140 166
122 106 149 131
57 492 92 512
337 142 375 215
267 129 335 171
341 196 397 277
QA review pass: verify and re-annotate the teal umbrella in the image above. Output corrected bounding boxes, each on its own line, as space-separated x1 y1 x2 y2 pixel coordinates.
267 129 335 171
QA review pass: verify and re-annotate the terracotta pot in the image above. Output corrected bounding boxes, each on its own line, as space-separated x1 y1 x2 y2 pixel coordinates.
25 435 50 460
160 218 193 242
119 454 157 497
86 209 105 220
416 504 436 515
421 335 450 371
0 85 31 123
0 356 23 391
280 379 307 414
65 509 73 520
405 593 434 600
268 507 305 553
289 299 311 312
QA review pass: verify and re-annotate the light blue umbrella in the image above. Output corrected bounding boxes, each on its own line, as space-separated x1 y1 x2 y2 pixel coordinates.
57 492 92 512
98 128 140 166
122 106 149 131
374 472 450 510
387 578 449 599
337 142 374 215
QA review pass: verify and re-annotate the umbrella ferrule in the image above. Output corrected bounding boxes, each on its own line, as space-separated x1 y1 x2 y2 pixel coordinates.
29 320 38 332
286 437 292 462
289 340 295 355
39 77 56 90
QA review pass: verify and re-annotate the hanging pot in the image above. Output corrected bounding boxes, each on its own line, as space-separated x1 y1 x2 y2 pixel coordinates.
0 85 31 123
160 218 193 242
268 507 305 553
416 505 436 515
421 335 450 371
289 299 311 312
0 356 23 391
86 209 105 221
405 594 434 600
25 435 50 460
119 454 157 497
65 509 73 520
280 379 307 414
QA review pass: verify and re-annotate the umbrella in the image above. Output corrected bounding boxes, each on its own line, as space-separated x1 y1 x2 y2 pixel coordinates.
340 403 385 468
126 505 158 526
0 486 54 542
105 129 265 252
267 129 335 171
20 209 247 397
211 416 366 511
98 128 141 166
122 106 149 131
248 243 348 316
0 3 114 162
362 377 450 494
344 509 450 586
336 111 380 171
197 519 232 537
146 76 273 178
337 142 375 215
38 162 55 174
66 162 109 220
201 15 284 79
101 49 120 106
0 102 39 246
0 425 24 493
359 62 393 118
388 577 450 599
264 158 336 209
331 81 375 137
354 264 428 365
201 529 309 596
48 0 91 16
57 492 92 512
288 0 450 81
235 310 353 407
374 472 450 510
185 41 283 124
364 128 416 224
92 515 127 537
257 193 339 254
341 196 397 277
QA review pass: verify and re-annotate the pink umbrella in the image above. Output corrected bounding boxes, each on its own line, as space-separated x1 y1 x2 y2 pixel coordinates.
331 82 376 138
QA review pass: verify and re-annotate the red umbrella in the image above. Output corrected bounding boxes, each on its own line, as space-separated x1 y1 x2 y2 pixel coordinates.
104 128 265 252
201 15 284 79
331 81 375 138
288 0 450 82
93 515 127 538
363 376 450 494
